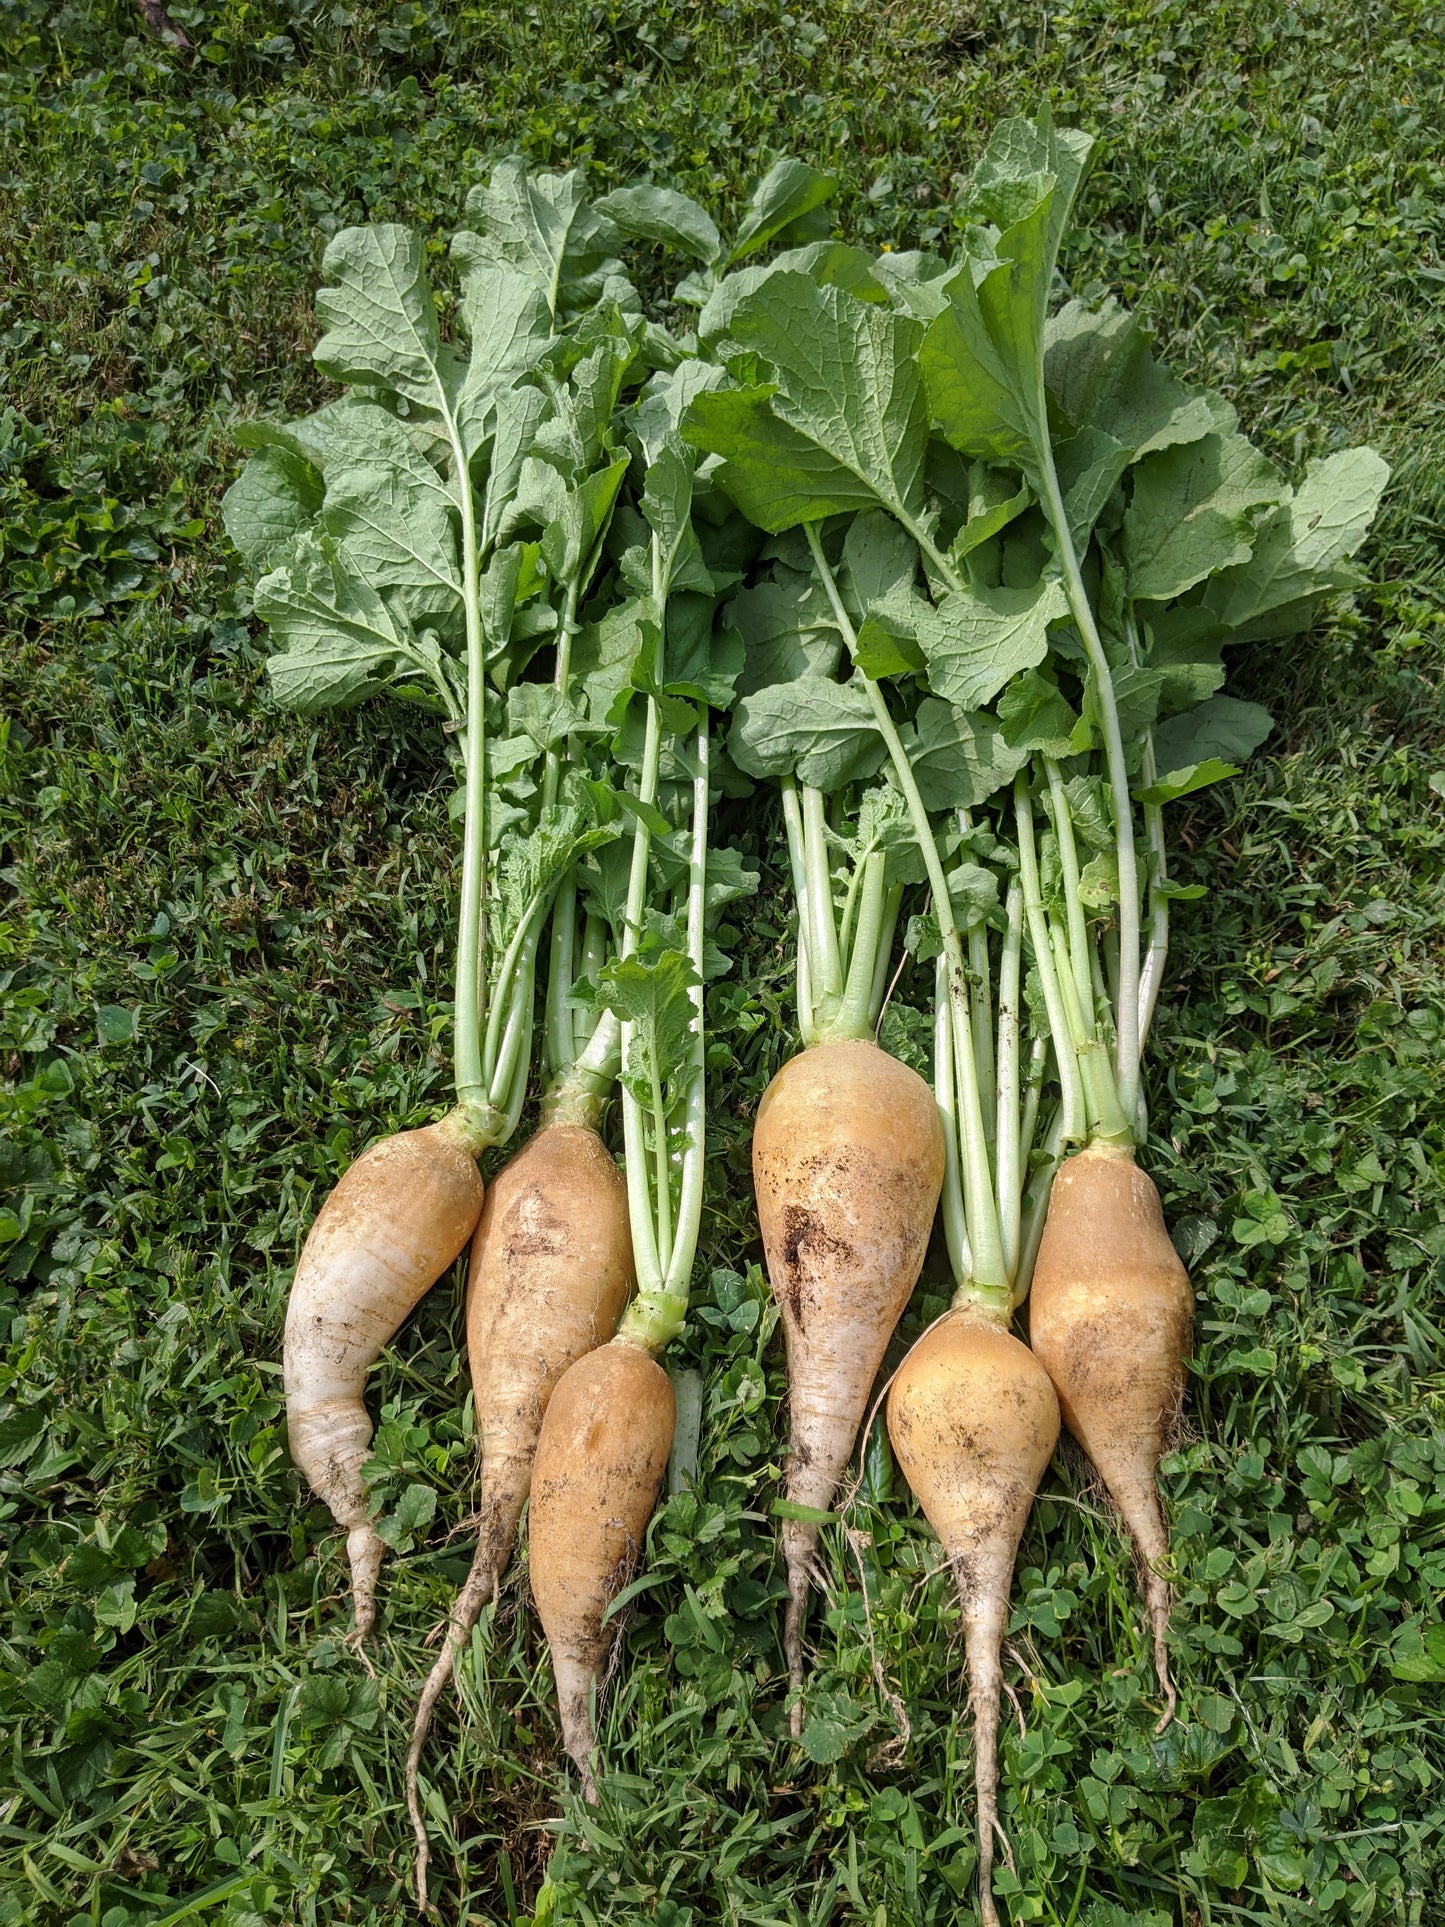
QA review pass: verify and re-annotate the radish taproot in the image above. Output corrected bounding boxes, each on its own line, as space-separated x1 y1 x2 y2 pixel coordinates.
1029 1140 1194 1724
283 1116 488 1640
887 1310 1058 1927
754 1037 943 1725
403 1117 633 1891
530 1337 676 1795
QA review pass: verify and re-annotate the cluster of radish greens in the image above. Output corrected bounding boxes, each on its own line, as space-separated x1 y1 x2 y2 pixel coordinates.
225 111 1386 1922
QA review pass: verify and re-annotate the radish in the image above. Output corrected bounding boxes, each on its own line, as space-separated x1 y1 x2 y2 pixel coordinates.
887 1309 1058 1927
1029 1140 1194 1725
529 1335 676 1797
283 1116 488 1642
525 390 754 1796
755 1037 944 1727
403 1116 633 1899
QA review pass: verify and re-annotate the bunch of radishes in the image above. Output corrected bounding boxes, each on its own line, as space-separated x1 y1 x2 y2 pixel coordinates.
228 117 1385 1920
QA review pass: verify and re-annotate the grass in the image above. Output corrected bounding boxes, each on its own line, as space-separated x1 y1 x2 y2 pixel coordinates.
2 0 1444 1921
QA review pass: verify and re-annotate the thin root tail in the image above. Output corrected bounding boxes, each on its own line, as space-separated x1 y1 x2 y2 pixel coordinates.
1144 1567 1177 1732
345 1522 385 1644
404 1549 500 1912
783 1565 808 1740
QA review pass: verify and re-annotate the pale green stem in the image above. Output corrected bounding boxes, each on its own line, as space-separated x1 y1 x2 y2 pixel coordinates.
995 879 1024 1281
622 709 710 1347
867 885 905 1031
489 921 545 1118
830 851 887 1043
805 521 1005 1293
445 412 495 1130
780 777 816 1045
1044 756 1095 1023
541 578 580 812
1019 1034 1047 1176
664 710 709 1299
934 953 972 1289
968 918 996 1153
544 875 577 1079
650 1062 673 1276
1034 457 1142 1120
1014 774 1085 1145
1013 1109 1066 1312
1138 732 1169 1048
481 891 549 1089
802 784 843 1012
573 913 608 1055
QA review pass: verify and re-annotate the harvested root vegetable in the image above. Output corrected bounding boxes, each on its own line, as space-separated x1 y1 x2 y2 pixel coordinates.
404 1121 632 1898
283 1116 486 1640
888 1309 1059 1927
753 1038 944 1729
1029 1140 1193 1725
528 1338 676 1796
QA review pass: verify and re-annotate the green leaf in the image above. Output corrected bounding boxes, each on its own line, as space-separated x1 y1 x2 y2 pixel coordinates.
1136 757 1241 806
1198 446 1390 639
540 456 631 584
729 158 836 264
596 185 721 265
0 1406 46 1469
1124 431 1284 602
482 383 548 546
728 675 885 792
1045 299 1221 503
573 596 650 724
683 275 928 532
95 1005 137 1045
998 666 1083 756
727 571 841 698
901 699 1030 810
698 242 886 346
458 161 622 318
703 845 761 915
1076 849 1118 907
840 510 918 617
854 612 926 680
949 466 1031 565
795 1688 879 1766
506 683 589 754
313 225 446 409
595 946 700 1102
221 445 322 568
659 594 743 709
916 575 1067 710
1151 695 1273 779
320 464 461 616
640 438 716 599
496 804 616 947
257 534 425 713
450 263 553 448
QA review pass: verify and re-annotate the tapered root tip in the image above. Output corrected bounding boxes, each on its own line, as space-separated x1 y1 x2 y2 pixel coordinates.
405 1551 502 1909
783 1569 808 1739
552 1656 601 1802
1144 1568 1178 1733
345 1523 386 1642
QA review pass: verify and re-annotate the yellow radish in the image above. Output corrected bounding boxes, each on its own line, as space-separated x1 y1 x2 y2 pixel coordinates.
528 1337 676 1797
888 1307 1059 1927
1029 1140 1194 1725
753 1037 945 1730
283 1114 485 1640
404 1122 633 1901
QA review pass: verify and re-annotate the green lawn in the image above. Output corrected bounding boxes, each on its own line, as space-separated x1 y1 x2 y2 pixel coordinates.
3 1 1445 1922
